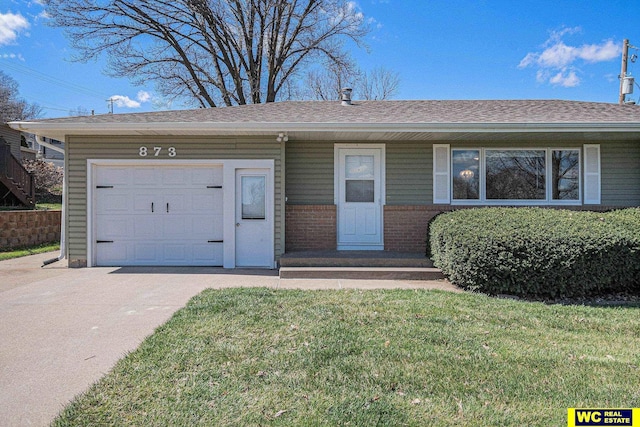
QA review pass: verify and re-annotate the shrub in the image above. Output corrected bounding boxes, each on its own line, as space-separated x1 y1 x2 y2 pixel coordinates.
429 207 640 298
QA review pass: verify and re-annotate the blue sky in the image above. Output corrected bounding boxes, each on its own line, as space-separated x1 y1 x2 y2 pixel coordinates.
1 0 639 118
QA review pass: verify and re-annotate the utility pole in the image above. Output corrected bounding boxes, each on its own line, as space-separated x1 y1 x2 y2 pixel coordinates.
107 98 114 114
619 39 629 105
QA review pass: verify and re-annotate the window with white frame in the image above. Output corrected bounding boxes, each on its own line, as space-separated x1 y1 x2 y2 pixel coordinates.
449 148 582 204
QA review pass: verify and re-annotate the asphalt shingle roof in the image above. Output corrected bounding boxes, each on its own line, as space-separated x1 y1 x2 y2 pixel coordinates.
23 100 640 125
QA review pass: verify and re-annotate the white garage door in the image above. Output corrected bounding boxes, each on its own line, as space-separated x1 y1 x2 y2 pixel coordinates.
94 165 223 266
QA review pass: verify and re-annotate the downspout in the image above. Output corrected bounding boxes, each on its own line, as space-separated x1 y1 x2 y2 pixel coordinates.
41 135 66 266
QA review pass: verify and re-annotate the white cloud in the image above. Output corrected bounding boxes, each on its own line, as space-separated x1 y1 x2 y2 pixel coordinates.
136 90 151 103
519 27 621 88
549 69 580 87
578 40 619 62
1 52 25 61
36 10 50 20
109 95 141 109
109 91 171 110
0 12 30 46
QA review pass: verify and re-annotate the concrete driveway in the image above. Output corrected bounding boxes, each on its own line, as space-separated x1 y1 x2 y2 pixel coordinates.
0 252 458 426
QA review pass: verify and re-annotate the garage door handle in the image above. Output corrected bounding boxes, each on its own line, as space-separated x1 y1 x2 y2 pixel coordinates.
166 203 169 213
151 202 154 213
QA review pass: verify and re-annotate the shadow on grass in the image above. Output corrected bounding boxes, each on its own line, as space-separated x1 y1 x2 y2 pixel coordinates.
491 292 640 309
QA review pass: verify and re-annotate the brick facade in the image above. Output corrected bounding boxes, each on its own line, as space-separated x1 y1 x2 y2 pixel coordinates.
383 205 451 253
285 205 337 251
0 210 61 250
284 204 618 254
285 204 453 253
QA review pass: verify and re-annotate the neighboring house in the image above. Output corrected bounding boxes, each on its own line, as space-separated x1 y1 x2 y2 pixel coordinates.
0 124 35 208
9 98 640 268
0 123 23 159
24 133 65 168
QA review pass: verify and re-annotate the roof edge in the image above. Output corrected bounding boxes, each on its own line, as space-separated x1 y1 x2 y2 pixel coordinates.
10 121 640 137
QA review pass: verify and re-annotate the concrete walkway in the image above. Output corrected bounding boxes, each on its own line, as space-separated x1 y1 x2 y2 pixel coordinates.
0 252 458 426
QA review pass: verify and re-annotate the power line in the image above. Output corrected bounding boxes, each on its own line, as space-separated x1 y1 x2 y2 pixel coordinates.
0 58 108 101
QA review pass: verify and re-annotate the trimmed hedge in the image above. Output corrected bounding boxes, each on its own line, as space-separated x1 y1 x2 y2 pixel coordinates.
429 207 640 298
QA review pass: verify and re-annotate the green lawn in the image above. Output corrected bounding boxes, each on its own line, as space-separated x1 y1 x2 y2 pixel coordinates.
53 288 640 426
36 202 62 211
0 243 60 261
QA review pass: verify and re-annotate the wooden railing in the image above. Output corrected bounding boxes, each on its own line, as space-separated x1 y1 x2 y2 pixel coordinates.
0 141 35 205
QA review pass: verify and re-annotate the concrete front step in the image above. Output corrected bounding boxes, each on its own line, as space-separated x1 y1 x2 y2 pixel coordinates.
280 251 434 268
279 266 445 280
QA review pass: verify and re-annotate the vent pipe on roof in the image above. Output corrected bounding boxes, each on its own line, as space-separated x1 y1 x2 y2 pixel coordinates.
341 88 353 106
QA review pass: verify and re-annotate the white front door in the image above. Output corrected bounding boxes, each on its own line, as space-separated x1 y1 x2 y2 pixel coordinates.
336 146 384 250
235 169 273 267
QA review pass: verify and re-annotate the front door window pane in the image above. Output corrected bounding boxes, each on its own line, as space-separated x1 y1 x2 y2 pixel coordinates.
242 176 265 219
486 150 546 200
345 155 375 202
346 155 374 179
551 150 580 200
452 150 480 200
346 180 374 202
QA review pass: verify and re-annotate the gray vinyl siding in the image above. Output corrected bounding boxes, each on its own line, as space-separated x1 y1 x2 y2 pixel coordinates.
283 138 640 209
285 140 433 206
600 140 640 206
386 141 432 205
0 124 21 159
285 140 334 204
66 135 284 263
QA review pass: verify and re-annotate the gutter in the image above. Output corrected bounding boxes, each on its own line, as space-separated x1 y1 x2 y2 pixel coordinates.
9 121 640 140
34 137 65 154
41 179 65 266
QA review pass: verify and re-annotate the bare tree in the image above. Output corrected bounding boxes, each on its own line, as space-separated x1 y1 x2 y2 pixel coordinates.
304 65 400 101
68 106 91 117
356 66 400 100
0 71 42 123
304 64 358 100
44 0 370 107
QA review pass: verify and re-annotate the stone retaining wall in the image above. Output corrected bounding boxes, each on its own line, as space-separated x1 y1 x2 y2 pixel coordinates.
0 210 61 250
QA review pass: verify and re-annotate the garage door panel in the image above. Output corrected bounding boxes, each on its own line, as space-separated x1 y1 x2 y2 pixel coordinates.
97 167 130 186
96 242 128 265
134 244 159 263
164 193 188 213
163 216 187 238
195 214 223 238
164 244 187 262
133 216 161 239
96 216 132 239
192 167 222 186
193 244 223 264
163 168 187 185
194 192 223 212
97 193 129 212
95 165 224 266
133 193 156 213
133 168 160 186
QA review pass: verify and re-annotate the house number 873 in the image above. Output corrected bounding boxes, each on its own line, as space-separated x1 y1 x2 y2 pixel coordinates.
139 146 177 157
